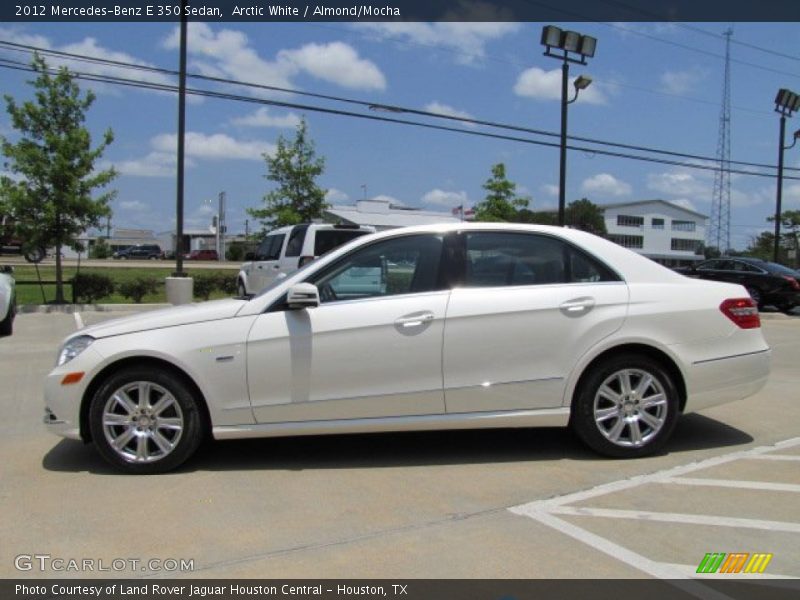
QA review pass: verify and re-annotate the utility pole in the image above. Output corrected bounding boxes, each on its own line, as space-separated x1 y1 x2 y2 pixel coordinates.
218 191 226 261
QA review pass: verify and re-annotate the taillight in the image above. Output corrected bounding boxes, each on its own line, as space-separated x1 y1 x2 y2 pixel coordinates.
782 275 800 290
298 256 315 267
720 298 760 329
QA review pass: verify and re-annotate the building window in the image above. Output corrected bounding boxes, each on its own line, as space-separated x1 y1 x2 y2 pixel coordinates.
672 220 696 232
617 215 644 227
609 234 644 249
671 238 702 252
652 218 664 229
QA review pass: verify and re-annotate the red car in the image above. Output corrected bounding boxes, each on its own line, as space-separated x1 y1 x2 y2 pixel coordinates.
184 249 219 261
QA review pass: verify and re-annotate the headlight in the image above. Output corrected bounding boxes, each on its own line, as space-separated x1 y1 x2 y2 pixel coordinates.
57 335 95 367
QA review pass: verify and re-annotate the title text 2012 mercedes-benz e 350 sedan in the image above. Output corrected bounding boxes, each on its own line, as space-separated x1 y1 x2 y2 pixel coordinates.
44 224 770 473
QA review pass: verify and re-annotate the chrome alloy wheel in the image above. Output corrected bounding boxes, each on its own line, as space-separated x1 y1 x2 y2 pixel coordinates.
592 368 668 448
102 381 184 463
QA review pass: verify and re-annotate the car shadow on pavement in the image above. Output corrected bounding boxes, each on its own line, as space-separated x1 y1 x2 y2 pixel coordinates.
42 413 753 475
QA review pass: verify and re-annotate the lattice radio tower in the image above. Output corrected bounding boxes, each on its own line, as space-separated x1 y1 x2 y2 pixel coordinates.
708 29 733 254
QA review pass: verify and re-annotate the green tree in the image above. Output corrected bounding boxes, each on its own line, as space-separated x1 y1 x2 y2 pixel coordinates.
247 118 327 230
473 163 529 222
767 209 800 267
1 55 116 303
565 198 607 236
744 231 783 263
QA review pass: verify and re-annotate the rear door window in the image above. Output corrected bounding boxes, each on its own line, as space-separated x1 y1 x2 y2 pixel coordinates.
314 229 371 256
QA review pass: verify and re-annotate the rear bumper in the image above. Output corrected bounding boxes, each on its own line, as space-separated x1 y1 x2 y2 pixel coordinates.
684 349 771 413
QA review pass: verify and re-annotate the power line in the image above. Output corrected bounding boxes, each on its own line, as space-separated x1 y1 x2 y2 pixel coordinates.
1 38 796 176
3 57 798 184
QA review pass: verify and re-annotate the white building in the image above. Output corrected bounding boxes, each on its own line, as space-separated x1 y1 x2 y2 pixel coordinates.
601 200 708 267
324 199 461 231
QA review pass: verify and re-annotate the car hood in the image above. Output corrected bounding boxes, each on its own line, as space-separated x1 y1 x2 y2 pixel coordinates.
75 298 248 340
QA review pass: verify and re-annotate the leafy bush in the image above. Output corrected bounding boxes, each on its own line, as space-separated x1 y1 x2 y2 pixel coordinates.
72 273 115 303
214 273 238 296
193 274 218 301
225 242 245 262
90 238 111 259
118 277 159 303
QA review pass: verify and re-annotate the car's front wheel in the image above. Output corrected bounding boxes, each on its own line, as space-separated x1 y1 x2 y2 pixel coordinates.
237 280 248 297
89 367 204 474
571 354 680 458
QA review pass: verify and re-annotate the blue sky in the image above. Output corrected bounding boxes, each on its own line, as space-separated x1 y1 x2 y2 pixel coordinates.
1 20 799 249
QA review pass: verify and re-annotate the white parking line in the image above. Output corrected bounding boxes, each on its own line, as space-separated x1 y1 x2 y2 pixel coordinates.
73 312 84 330
664 477 800 494
548 506 800 534
509 437 800 583
748 454 800 462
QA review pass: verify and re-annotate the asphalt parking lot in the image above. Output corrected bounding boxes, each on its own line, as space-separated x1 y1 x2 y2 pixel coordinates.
1 309 799 584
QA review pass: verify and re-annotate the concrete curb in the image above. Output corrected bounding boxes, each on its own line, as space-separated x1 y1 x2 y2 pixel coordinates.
19 303 172 314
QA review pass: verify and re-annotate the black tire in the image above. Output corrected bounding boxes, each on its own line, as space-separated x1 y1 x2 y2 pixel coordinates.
0 296 14 336
23 246 45 263
745 286 763 310
89 367 204 474
237 280 247 297
778 304 796 315
571 354 680 458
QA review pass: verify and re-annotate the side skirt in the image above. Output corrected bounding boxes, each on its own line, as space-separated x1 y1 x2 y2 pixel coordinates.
213 408 570 440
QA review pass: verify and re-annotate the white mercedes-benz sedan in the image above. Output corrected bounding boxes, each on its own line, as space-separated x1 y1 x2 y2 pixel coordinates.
44 223 770 473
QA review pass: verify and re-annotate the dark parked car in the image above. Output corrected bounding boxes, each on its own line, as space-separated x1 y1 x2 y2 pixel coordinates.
112 244 162 260
185 249 219 261
676 257 800 312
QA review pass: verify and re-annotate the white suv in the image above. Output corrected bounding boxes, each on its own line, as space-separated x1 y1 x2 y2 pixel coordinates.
237 223 375 296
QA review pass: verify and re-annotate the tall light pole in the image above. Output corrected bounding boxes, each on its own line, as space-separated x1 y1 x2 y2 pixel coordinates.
541 26 597 226
773 88 800 263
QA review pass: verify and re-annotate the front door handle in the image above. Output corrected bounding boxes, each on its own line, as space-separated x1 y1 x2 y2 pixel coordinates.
394 312 435 328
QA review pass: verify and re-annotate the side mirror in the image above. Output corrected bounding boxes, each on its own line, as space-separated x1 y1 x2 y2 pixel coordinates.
244 252 255 261
287 283 320 309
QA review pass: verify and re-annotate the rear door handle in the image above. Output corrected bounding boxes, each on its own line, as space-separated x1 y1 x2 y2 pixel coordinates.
394 312 435 328
560 297 595 315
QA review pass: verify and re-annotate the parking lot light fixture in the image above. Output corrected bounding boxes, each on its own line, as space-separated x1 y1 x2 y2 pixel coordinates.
773 88 800 263
540 26 598 227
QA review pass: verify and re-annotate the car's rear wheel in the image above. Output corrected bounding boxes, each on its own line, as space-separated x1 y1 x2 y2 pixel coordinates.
571 354 680 458
745 286 763 310
89 367 204 474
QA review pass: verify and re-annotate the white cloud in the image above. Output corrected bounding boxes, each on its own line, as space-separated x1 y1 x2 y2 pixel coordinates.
119 200 148 212
231 108 301 129
660 67 706 95
581 173 632 198
151 132 274 161
647 170 709 198
325 188 349 203
356 21 520 66
670 198 698 212
0 28 173 95
278 42 386 91
424 102 476 127
114 131 272 178
421 189 469 208
164 24 386 92
541 184 559 197
114 152 177 178
514 68 607 105
647 167 769 209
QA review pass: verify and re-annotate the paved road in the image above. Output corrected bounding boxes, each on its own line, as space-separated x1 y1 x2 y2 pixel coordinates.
1 311 799 584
